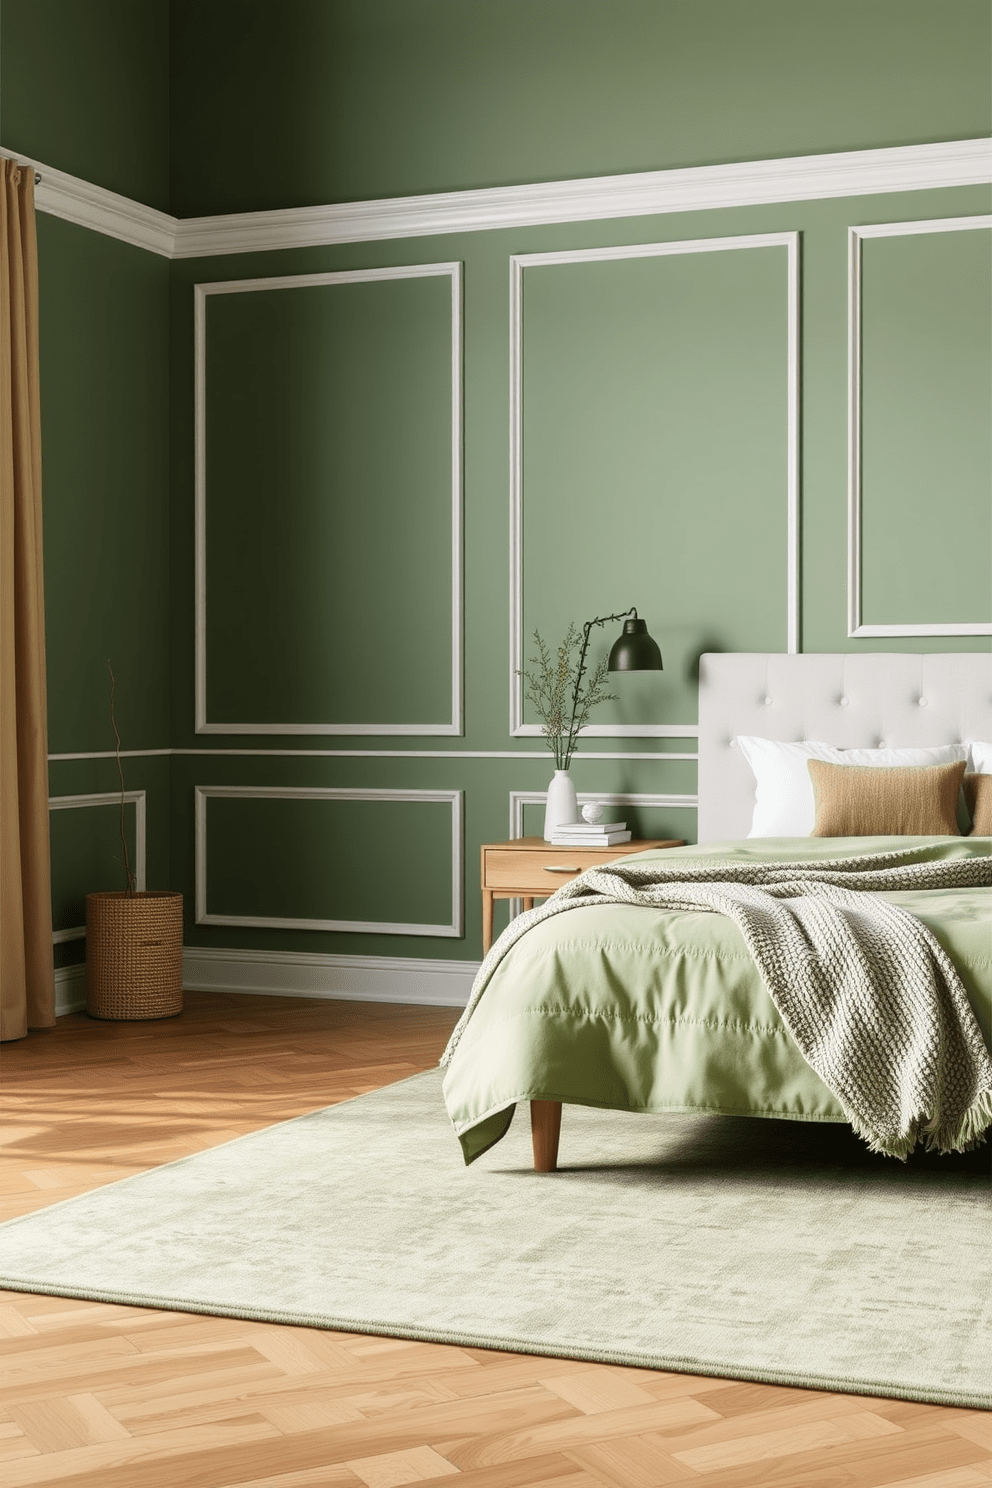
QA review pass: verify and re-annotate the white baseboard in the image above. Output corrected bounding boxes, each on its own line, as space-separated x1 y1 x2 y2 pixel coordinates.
182 946 480 1008
55 963 86 1017
53 948 480 1018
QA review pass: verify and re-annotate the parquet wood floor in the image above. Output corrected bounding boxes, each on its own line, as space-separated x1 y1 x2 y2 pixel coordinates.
1 991 989 1487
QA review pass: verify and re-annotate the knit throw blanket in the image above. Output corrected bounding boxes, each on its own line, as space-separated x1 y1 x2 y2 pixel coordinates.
443 847 992 1159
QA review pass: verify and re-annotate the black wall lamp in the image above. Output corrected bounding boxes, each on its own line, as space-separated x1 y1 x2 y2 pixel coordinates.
568 606 663 734
604 609 664 673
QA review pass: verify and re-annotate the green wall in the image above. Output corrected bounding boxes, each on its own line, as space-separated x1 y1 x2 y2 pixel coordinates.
170 185 991 961
36 216 172 970
168 0 992 215
520 242 789 723
1 1 173 976
1 0 170 210
6 0 989 217
202 272 455 728
1 1 989 982
39 217 172 754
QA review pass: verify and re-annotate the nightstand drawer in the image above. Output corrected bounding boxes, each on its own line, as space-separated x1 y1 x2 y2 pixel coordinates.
484 849 619 892
479 837 684 953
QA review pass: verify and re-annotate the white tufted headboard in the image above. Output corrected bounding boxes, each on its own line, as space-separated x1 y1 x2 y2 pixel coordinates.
697 652 992 843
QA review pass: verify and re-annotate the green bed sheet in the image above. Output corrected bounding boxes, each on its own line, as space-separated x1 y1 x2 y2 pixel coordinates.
442 836 992 1163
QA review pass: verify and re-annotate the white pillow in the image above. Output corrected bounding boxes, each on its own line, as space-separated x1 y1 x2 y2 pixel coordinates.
966 741 992 774
736 736 968 837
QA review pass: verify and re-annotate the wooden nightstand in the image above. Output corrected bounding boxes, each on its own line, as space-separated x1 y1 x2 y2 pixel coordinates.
480 835 685 953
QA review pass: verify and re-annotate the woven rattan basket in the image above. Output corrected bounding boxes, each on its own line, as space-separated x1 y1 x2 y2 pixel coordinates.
85 891 183 1020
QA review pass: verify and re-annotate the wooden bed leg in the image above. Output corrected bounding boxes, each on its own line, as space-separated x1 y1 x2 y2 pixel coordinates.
531 1100 562 1173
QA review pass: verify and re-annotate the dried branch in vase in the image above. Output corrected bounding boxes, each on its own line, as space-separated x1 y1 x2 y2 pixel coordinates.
520 624 617 771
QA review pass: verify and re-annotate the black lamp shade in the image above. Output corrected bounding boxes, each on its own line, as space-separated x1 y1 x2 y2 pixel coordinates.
607 616 663 672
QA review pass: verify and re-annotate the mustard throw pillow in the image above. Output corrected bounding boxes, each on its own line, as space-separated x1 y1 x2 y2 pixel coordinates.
964 773 992 836
807 759 965 837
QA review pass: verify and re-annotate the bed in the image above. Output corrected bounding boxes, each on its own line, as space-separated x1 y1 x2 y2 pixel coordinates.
442 652 992 1169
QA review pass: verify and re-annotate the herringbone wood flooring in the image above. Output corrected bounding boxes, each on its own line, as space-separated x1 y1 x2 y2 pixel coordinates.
1 992 990 1487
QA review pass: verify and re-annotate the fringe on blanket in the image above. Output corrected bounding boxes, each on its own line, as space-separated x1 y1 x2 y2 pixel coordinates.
816 1087 992 1161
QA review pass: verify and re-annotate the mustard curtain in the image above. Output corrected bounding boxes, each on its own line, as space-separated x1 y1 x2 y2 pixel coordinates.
1 158 55 1040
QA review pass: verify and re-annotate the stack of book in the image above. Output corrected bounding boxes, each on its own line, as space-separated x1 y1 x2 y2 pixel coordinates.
549 821 631 846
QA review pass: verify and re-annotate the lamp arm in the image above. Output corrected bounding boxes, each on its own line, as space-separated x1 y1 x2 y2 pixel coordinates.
565 607 638 758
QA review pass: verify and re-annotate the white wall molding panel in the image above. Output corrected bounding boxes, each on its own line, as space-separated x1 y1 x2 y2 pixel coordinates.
509 230 800 740
847 214 992 639
51 746 697 762
195 786 464 937
48 791 147 943
508 789 698 839
194 263 463 736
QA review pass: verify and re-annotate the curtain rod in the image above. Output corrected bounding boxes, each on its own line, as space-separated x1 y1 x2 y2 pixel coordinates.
0 148 42 184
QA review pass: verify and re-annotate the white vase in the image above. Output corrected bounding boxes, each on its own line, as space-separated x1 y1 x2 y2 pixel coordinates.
544 769 579 840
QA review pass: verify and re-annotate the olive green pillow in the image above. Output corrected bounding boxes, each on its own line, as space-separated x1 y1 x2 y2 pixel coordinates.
964 773 992 836
807 759 965 838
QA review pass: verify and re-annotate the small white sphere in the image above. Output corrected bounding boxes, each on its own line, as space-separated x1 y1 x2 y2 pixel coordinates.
581 801 605 824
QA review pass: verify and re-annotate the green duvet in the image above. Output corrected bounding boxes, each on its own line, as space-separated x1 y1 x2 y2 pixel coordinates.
442 836 992 1163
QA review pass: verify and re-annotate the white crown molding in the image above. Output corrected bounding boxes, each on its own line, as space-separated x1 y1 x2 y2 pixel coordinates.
5 138 988 262
0 148 177 256
847 214 992 639
509 231 800 739
173 139 992 258
48 791 147 942
195 785 463 937
194 263 463 736
181 946 478 1007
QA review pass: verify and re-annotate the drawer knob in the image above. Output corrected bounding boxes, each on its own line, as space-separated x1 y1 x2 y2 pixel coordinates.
544 865 579 873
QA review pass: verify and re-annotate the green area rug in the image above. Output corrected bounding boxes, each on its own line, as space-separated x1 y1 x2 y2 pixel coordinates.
1 1071 989 1409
